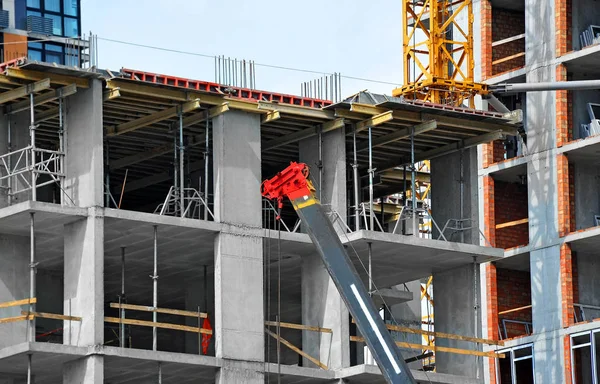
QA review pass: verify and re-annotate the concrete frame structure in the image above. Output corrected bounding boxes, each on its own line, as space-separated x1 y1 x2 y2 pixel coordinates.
0 59 522 384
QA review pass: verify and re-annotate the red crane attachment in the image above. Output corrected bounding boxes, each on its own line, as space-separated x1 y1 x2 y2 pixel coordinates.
260 162 315 215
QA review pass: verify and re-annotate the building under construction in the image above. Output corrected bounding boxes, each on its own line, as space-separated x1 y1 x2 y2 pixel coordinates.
0 0 598 382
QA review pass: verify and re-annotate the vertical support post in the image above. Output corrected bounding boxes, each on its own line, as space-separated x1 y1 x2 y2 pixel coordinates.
120 247 125 348
368 242 373 296
352 124 360 231
152 225 158 351
59 93 65 205
204 114 210 221
27 354 32 384
460 149 465 243
29 212 35 342
368 125 374 231
411 127 417 237
473 256 480 379
173 132 178 214
179 109 185 218
105 140 110 208
29 93 36 202
317 128 323 201
158 362 162 384
7 116 11 206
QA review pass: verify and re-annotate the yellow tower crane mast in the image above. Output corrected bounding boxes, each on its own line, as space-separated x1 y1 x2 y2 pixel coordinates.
393 0 487 108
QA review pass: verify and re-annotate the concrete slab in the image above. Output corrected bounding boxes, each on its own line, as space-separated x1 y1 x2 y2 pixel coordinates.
338 364 479 384
0 201 87 236
342 230 504 287
559 45 600 76
557 135 600 166
565 226 600 253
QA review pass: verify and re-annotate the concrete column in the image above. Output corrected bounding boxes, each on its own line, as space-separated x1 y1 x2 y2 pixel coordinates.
212 110 264 383
0 234 29 349
62 79 104 384
299 128 350 369
64 79 104 207
433 264 481 377
431 147 479 243
389 280 422 370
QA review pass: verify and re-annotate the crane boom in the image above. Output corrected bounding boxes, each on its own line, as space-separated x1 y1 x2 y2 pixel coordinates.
261 162 416 384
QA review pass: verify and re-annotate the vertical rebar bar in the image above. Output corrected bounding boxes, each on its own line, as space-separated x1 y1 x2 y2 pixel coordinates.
204 113 210 221
179 110 185 218
368 125 374 231
152 225 158 351
352 124 360 231
120 247 125 348
29 212 35 343
411 127 417 237
214 56 217 83
30 93 36 202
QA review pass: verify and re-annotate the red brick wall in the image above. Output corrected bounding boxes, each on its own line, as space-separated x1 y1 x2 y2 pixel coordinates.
492 9 525 75
497 268 532 338
481 0 493 80
564 335 573 384
482 176 496 246
486 263 499 384
557 154 576 236
555 0 573 56
494 180 529 249
561 243 575 327
556 65 573 147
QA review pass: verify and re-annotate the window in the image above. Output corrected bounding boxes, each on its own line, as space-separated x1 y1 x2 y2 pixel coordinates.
27 10 41 17
28 50 42 61
570 330 600 383
45 13 61 35
497 344 535 384
27 0 41 8
44 0 60 12
63 0 78 16
64 16 78 37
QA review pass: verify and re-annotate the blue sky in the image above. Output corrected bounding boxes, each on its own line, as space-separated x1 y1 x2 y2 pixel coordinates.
81 0 404 97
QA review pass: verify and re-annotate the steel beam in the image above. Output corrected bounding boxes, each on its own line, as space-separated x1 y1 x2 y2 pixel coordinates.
356 111 394 132
5 67 90 88
357 120 437 152
7 83 76 114
263 118 345 150
34 107 60 122
0 78 51 105
106 99 201 136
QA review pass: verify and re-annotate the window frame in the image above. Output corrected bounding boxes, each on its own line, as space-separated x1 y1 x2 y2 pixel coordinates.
26 0 81 38
496 343 535 384
570 329 600 384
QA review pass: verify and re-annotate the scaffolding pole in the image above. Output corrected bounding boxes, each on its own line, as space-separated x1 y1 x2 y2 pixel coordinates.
411 127 417 237
179 110 185 218
368 125 374 231
173 132 178 215
317 128 323 201
58 92 64 205
27 354 32 384
152 225 158 351
368 242 373 296
29 93 36 202
352 124 360 231
120 247 126 348
29 212 36 342
204 113 210 221
7 117 11 206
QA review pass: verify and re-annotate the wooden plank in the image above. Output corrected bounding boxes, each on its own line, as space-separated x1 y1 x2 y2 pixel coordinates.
20 311 81 321
496 218 529 229
350 336 505 359
105 317 212 335
265 321 332 334
492 33 526 47
109 303 207 318
498 304 532 315
265 328 328 370
0 315 33 324
0 297 36 309
492 52 526 66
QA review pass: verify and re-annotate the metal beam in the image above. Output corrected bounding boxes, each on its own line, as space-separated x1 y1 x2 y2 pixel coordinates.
356 120 437 152
7 83 76 114
356 111 394 132
377 130 507 172
35 107 59 122
261 110 280 124
110 134 206 170
5 68 90 88
263 118 345 150
106 99 201 136
0 78 51 105
117 161 204 193
257 101 335 120
103 88 121 101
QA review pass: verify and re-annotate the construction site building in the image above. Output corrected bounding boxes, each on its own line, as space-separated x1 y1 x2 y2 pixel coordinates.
0 0 597 382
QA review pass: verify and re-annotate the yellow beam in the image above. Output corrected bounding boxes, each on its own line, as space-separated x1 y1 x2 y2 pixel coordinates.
265 328 328 370
258 101 334 120
356 111 394 132
105 316 212 334
334 108 370 120
103 88 121 101
265 321 332 333
6 67 90 88
110 303 207 318
7 83 77 114
262 110 281 124
21 311 81 322
0 297 36 309
106 99 201 136
0 78 51 105
35 107 59 122
263 118 345 150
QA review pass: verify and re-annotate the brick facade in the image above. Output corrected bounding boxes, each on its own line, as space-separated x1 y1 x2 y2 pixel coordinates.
486 262 499 384
491 9 525 75
497 268 532 338
555 0 573 56
557 154 576 237
560 243 575 327
482 176 496 246
556 65 573 147
494 180 529 249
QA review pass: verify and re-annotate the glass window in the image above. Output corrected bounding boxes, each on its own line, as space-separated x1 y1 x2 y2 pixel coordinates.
63 0 78 16
44 13 62 35
28 42 43 49
45 43 62 52
28 50 42 61
44 0 60 12
571 332 593 384
27 10 41 17
497 345 535 384
45 50 63 65
27 0 41 8
64 17 78 37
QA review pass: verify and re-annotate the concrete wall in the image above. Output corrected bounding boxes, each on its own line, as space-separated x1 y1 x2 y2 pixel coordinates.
431 148 479 244
434 264 481 378
572 89 600 139
390 280 423 370
574 162 600 230
571 0 600 50
576 251 600 308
